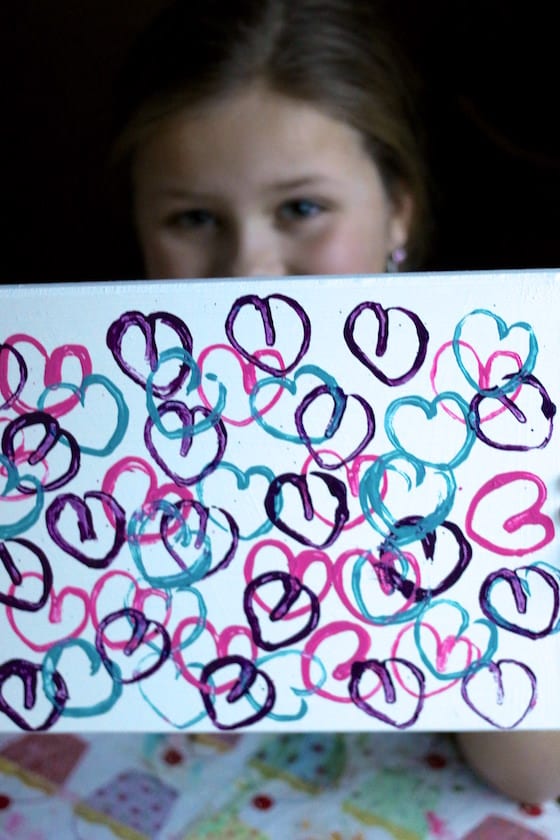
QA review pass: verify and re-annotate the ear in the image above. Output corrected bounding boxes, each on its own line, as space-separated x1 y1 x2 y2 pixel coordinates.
388 188 414 253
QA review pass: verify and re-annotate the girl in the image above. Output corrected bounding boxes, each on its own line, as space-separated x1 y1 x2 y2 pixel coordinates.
111 0 560 803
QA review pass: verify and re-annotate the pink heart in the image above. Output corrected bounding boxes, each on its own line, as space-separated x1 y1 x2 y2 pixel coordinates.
101 456 193 544
90 570 171 650
430 340 523 423
243 539 333 619
0 334 92 417
390 623 480 698
197 344 285 426
466 471 555 556
7 572 90 652
171 617 257 695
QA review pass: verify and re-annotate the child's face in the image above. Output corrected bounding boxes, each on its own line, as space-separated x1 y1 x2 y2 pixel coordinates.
132 85 412 279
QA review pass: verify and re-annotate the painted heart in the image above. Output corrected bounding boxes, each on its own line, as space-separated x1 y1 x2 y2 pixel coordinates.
344 301 429 386
42 638 122 718
359 452 456 545
144 401 227 487
301 620 373 702
0 538 53 611
295 384 376 469
469 374 555 451
129 498 238 587
102 456 193 545
196 461 275 541
385 392 475 469
332 547 422 626
199 654 276 730
377 517 472 603
452 309 538 397
430 340 523 423
254 649 317 722
172 616 257 694
465 471 555 556
265 471 349 548
414 599 497 681
244 538 333 618
0 658 68 731
161 498 239 581
90 570 172 650
45 490 126 569
249 364 346 445
302 451 385 530
461 658 537 729
197 344 285 426
349 657 425 728
225 293 311 376
244 571 320 651
0 334 92 417
96 607 171 684
479 565 560 639
390 622 480 698
2 411 80 493
106 310 193 398
37 374 129 457
6 572 90 652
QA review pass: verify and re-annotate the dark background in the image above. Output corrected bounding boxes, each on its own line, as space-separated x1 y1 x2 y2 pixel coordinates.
4 1 560 283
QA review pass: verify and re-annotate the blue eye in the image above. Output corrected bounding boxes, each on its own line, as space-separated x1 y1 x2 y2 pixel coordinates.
279 199 324 220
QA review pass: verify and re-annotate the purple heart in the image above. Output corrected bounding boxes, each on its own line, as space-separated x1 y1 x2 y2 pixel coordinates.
470 374 556 451
2 411 80 493
0 658 68 731
0 539 53 611
225 294 311 376
45 491 126 569
96 608 171 684
199 655 275 730
244 571 320 651
106 310 193 398
349 657 425 728
144 401 227 487
160 498 239 579
378 518 472 603
461 659 537 729
344 302 429 386
479 565 559 639
264 471 348 548
295 384 376 469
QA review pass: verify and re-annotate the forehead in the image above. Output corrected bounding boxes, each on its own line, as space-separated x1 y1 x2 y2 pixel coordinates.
131 85 380 192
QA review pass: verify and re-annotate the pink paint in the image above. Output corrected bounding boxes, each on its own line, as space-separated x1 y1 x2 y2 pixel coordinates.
197 343 285 426
390 622 480 698
7 572 90 652
101 456 194 544
90 570 172 650
301 620 374 702
430 339 522 423
0 334 92 417
244 539 334 618
465 471 554 556
426 811 452 838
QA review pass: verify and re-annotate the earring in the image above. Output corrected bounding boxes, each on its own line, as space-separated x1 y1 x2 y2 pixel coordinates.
385 246 407 273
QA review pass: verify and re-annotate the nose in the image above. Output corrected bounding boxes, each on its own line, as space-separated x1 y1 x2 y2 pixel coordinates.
227 223 285 278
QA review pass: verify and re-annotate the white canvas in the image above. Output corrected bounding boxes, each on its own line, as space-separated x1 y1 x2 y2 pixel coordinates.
0 270 559 732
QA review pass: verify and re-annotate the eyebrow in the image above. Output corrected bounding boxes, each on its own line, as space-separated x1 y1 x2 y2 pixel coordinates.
149 175 335 201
